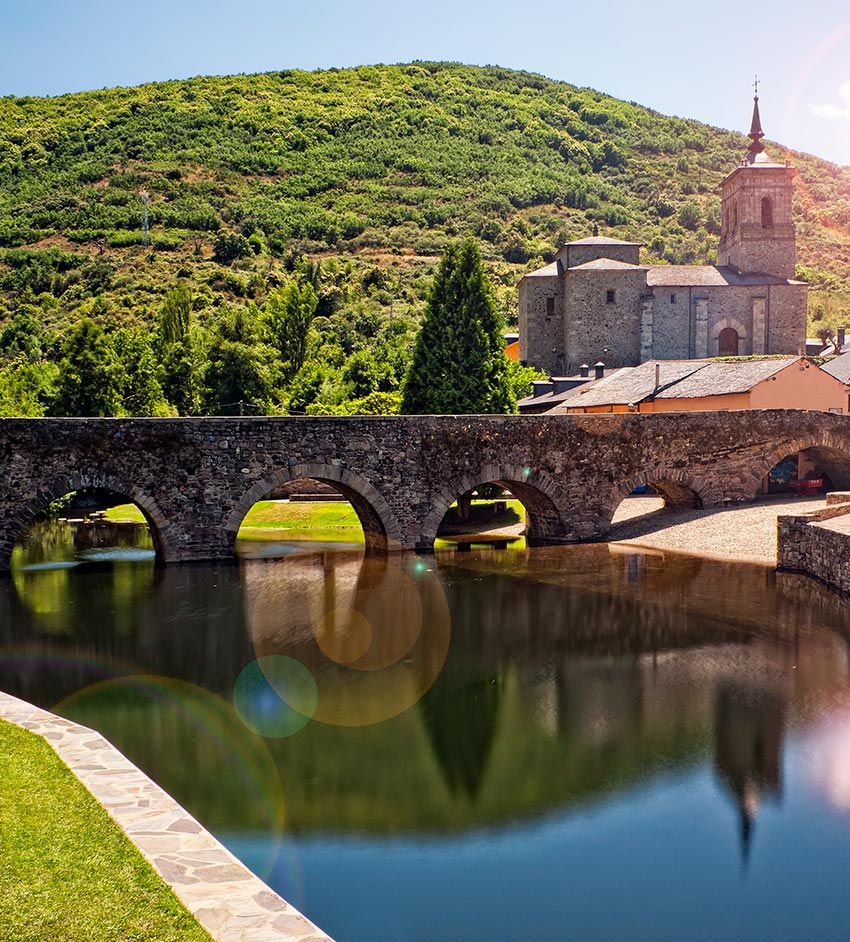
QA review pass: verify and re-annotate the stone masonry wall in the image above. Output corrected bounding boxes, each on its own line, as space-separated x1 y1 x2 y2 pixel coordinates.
777 500 850 595
1 411 850 567
518 274 564 373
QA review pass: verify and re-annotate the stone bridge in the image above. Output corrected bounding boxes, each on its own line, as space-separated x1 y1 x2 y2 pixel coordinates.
1 410 849 568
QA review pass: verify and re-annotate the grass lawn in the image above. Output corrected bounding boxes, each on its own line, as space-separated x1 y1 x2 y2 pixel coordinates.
0 719 210 942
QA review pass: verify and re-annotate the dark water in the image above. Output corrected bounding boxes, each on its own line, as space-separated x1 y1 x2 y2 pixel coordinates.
5 520 850 940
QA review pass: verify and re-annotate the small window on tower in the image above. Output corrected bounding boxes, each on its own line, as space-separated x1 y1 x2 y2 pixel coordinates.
606 290 616 304
670 293 677 304
546 296 555 317
761 196 774 229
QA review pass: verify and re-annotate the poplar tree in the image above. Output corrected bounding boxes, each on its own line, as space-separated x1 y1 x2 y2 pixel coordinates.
52 318 122 416
402 240 515 415
157 286 198 414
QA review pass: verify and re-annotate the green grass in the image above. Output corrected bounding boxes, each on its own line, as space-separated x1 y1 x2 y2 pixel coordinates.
0 719 210 942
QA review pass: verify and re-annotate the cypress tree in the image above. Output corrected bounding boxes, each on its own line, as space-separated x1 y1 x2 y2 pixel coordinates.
402 239 515 415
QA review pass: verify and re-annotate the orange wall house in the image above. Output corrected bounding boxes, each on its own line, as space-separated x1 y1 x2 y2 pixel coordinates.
562 358 850 415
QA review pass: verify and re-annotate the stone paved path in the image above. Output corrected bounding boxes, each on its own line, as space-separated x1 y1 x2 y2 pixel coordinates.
609 494 827 564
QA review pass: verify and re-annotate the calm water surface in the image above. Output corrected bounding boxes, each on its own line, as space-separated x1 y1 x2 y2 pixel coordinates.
4 520 850 940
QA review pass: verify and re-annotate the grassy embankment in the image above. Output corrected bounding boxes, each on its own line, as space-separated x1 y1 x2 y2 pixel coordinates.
0 718 209 942
104 498 526 542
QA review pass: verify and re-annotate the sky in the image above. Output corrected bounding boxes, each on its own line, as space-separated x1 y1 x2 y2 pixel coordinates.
3 0 850 164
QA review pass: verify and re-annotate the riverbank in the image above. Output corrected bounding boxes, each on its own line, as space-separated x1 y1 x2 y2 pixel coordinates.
0 719 209 942
609 494 827 565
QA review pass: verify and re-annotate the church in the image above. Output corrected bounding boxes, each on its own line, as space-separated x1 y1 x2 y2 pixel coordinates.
518 94 808 375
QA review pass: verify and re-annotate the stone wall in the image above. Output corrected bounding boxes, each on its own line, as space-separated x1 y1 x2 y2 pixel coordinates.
2 411 850 566
518 273 564 373
777 500 850 595
565 268 647 371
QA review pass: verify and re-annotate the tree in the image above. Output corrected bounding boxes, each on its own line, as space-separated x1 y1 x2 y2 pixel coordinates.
203 307 279 414
678 202 702 231
52 318 123 416
113 327 168 415
157 286 198 414
263 282 317 381
157 285 192 348
402 239 515 415
213 231 251 263
342 349 380 398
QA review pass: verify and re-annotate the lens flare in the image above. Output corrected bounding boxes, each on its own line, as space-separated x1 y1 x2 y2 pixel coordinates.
248 553 452 727
233 656 318 738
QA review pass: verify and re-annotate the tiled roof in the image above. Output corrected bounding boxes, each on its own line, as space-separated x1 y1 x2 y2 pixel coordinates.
647 265 802 287
522 259 562 278
822 352 850 384
655 358 797 399
554 357 803 409
565 236 641 246
555 361 707 408
571 258 647 271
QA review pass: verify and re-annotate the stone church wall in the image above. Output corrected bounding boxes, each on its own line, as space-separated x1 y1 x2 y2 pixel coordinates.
649 290 692 359
518 274 563 373
768 284 808 355
565 269 646 371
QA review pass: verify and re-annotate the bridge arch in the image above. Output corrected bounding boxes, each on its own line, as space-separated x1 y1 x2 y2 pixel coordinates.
417 465 569 551
224 463 404 554
749 434 850 499
0 472 173 570
605 465 718 532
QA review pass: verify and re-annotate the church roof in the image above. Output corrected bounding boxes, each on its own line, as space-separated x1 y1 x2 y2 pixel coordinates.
647 265 804 287
564 236 641 246
521 259 563 279
570 258 647 271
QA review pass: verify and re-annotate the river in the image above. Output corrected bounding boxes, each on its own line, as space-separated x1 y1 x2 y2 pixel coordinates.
3 518 850 939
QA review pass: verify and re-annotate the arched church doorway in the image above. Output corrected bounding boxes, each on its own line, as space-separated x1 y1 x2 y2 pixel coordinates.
718 327 740 356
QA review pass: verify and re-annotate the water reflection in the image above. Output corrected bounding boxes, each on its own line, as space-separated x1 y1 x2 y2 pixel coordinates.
5 526 850 937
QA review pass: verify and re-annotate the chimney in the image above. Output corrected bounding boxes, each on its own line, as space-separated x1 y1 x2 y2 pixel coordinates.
579 363 589 378
531 380 553 399
594 361 605 380
839 326 846 351
654 362 660 392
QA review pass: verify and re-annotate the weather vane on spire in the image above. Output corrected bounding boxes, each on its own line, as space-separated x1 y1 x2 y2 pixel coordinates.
753 74 759 97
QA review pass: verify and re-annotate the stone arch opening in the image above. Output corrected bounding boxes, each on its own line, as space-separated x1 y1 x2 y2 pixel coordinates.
225 465 401 557
761 196 774 229
608 468 708 534
757 443 850 498
418 468 569 552
2 479 169 572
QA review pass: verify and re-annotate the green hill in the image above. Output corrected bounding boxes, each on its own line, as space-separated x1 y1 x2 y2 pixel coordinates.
1 62 849 413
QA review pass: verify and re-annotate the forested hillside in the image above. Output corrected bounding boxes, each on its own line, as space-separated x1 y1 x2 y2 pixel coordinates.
1 62 850 415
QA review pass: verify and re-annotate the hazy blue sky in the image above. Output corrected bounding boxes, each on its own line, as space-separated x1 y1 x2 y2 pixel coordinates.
3 0 850 164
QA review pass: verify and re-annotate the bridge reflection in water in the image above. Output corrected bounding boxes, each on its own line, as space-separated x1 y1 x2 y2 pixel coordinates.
4 534 850 938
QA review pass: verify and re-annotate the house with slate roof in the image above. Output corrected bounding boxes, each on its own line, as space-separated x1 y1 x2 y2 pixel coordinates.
518 93 808 375
555 357 848 414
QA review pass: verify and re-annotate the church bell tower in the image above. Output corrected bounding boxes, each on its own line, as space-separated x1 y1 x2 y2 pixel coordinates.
717 85 797 279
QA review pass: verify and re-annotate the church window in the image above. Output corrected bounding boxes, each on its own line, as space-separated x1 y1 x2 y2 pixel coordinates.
606 290 616 304
670 293 677 304
732 203 738 232
546 296 555 317
761 196 774 229
718 327 740 356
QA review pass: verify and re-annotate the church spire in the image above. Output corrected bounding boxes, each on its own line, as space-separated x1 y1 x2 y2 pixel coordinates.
746 76 765 163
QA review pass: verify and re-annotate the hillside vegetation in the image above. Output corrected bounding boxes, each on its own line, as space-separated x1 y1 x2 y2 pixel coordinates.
1 62 850 414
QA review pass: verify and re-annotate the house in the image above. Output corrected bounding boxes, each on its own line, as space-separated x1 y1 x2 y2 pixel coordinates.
555 357 849 415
